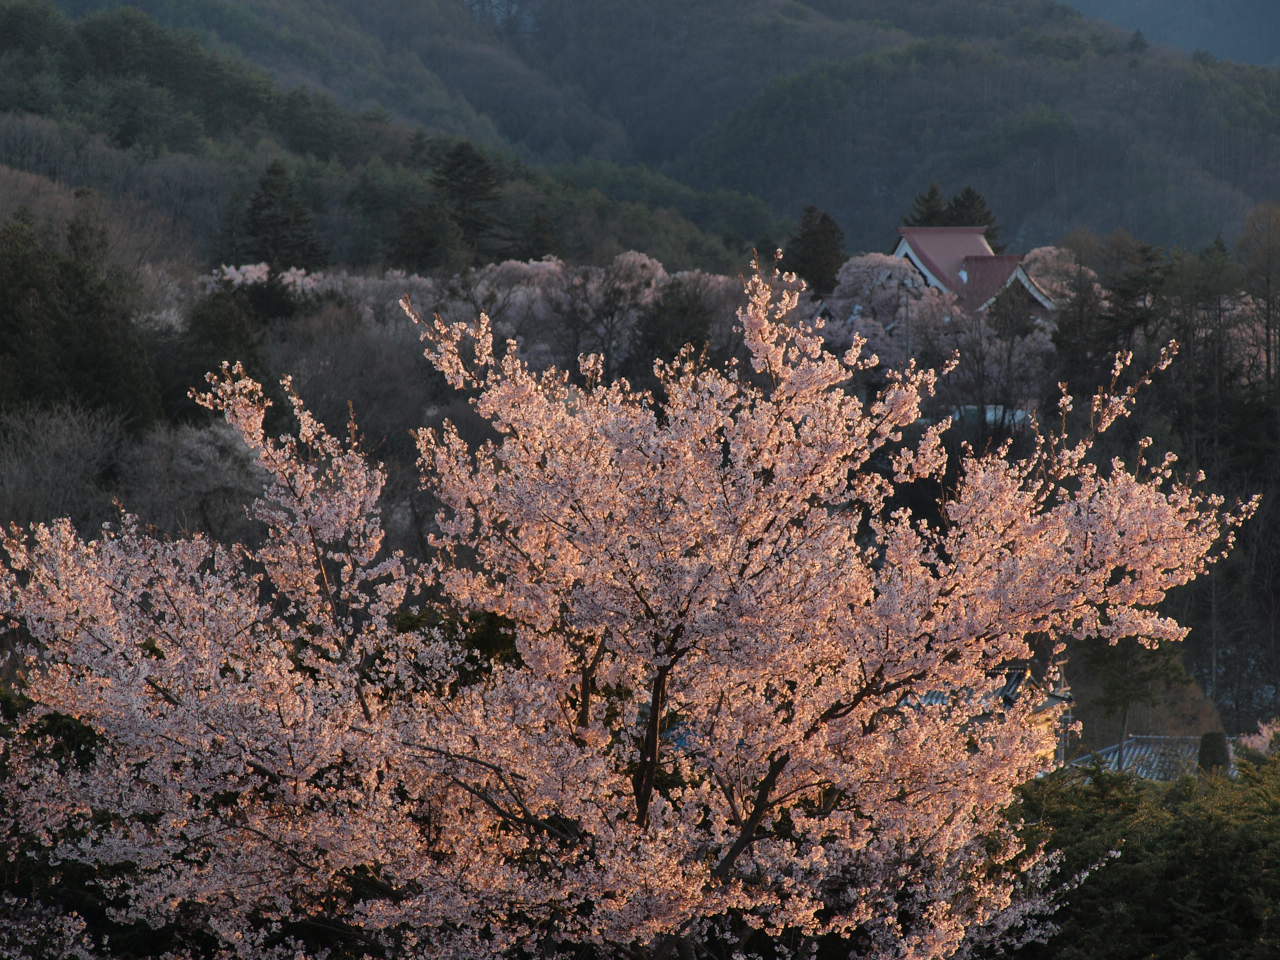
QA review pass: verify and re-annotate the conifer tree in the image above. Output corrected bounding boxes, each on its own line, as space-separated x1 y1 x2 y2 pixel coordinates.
0 210 157 423
945 186 1003 251
237 160 327 270
1238 204 1280 391
390 200 468 274
902 185 1003 251
430 141 503 259
783 204 845 297
904 183 947 227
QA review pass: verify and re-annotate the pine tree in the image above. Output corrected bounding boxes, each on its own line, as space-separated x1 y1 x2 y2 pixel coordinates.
430 141 503 260
944 186 1003 251
238 160 327 270
0 210 158 423
904 183 947 226
390 200 468 274
903 185 1001 251
783 204 846 297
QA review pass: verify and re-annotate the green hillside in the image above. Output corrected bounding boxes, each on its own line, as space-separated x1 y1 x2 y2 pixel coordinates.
681 32 1280 250
53 0 627 158
0 0 780 269
50 0 1280 255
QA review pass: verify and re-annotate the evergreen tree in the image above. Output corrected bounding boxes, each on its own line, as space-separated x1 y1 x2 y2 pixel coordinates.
0 210 158 424
1100 240 1169 351
514 211 559 261
237 160 327 270
903 183 947 226
1072 634 1190 754
430 140 503 260
622 273 716 389
944 186 1002 251
1015 752 1280 960
783 204 846 298
390 200 469 274
903 184 1002 250
1237 204 1280 391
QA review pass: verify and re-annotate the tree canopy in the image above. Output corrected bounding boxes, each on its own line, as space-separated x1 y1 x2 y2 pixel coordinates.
0 263 1251 959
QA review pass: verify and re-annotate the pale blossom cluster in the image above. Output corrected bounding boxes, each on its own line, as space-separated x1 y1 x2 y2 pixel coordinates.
133 263 190 333
1239 717 1280 754
821 252 955 370
821 252 1055 426
1022 246 1105 307
437 252 668 372
202 261 272 291
0 896 103 960
0 264 1253 959
201 262 400 303
193 255 724 371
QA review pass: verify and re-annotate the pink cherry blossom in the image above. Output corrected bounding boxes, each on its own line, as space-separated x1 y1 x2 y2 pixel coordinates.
1 263 1253 960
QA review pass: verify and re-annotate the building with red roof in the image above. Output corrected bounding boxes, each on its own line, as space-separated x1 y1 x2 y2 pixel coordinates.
893 226 1056 313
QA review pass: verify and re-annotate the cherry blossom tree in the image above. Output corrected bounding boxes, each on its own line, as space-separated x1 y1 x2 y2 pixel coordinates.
823 252 954 371
1022 246 1103 307
0 264 1253 960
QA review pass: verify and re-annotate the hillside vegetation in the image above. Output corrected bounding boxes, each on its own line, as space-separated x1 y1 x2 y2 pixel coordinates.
51 0 1280 253
1067 0 1280 67
0 0 780 271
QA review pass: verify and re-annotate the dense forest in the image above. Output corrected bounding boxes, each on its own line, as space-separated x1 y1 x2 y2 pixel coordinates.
0 0 781 271
3 1 1280 958
44 0 1280 252
1067 0 1280 66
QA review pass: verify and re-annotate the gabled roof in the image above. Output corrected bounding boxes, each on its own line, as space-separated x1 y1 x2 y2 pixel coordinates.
959 255 1024 310
894 226 994 293
893 226 1057 312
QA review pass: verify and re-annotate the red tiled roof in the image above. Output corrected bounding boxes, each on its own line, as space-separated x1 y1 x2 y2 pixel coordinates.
959 255 1022 310
896 227 1055 310
897 226 994 292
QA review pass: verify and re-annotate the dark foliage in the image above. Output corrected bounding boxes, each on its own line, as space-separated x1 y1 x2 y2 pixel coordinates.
0 210 157 423
903 184 1002 250
783 205 846 298
1014 756 1280 960
233 160 327 270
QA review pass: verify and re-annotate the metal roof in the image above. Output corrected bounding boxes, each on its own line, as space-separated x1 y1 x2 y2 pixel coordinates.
1071 735 1235 781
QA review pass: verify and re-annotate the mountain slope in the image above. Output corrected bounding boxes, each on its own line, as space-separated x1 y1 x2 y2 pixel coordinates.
1066 0 1280 67
0 1 781 269
681 33 1280 250
54 0 627 159
40 0 1280 254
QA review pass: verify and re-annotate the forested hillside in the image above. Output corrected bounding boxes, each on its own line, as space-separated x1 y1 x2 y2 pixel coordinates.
0 1 780 271
1067 0 1280 67
53 0 1280 252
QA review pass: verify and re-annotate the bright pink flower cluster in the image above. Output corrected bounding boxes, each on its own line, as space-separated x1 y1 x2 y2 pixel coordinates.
0 264 1252 959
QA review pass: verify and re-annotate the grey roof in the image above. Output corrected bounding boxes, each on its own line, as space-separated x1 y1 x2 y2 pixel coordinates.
1071 735 1235 781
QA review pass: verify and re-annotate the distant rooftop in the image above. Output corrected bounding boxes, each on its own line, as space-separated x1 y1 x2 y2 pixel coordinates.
897 226 995 295
894 226 1055 311
1071 735 1235 781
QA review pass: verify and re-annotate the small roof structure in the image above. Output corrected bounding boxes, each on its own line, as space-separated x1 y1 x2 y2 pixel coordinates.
893 226 1056 312
1071 735 1236 781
